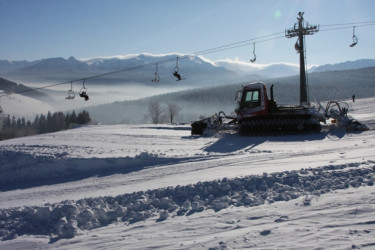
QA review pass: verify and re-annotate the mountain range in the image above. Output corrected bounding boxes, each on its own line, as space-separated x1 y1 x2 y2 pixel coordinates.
2 54 375 87
0 54 235 87
310 59 375 72
1 60 375 124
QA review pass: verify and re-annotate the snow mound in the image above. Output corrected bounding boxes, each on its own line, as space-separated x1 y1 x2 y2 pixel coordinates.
1 161 374 242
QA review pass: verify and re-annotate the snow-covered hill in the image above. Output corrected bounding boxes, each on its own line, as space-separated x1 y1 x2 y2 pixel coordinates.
311 59 375 72
216 59 299 78
0 90 53 120
0 98 374 249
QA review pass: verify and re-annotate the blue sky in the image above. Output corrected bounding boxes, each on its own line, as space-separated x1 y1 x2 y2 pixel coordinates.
1 0 375 66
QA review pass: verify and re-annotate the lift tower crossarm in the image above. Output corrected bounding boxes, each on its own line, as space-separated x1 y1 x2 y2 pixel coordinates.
285 12 319 106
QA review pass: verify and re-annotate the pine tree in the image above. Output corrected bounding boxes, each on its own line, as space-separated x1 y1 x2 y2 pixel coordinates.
70 111 77 124
38 114 47 134
33 114 39 131
77 110 91 124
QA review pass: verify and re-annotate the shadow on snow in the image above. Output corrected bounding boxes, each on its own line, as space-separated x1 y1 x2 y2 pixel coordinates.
0 153 195 192
201 127 352 154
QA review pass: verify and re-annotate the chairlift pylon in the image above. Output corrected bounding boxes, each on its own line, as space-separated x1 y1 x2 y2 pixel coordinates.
250 42 256 62
66 81 75 100
79 79 89 101
350 26 358 47
173 57 183 81
152 63 160 82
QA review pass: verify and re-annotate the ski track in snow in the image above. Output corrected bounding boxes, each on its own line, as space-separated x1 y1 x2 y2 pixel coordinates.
0 97 374 249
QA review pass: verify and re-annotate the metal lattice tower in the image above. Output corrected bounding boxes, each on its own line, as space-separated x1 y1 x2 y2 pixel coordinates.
285 12 319 106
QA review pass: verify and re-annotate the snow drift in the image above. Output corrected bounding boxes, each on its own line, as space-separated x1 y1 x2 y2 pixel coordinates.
1 161 374 242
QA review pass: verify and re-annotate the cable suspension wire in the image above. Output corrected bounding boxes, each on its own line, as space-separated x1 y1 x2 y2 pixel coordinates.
1 20 374 98
320 22 375 32
320 20 375 28
193 31 285 56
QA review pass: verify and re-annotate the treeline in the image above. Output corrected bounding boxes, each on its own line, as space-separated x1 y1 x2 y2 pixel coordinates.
0 110 91 140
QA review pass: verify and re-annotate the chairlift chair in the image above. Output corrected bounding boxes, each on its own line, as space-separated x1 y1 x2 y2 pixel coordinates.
79 80 89 101
66 81 75 100
250 42 256 62
152 63 160 82
173 70 182 81
350 26 358 47
152 72 160 82
173 57 183 81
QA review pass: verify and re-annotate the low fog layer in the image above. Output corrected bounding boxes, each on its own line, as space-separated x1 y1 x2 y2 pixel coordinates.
1 60 375 125
84 67 375 124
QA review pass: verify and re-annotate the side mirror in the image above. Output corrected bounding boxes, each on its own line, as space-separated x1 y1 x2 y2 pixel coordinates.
235 90 242 102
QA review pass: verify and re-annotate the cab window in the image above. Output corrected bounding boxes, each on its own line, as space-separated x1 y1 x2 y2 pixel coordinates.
243 90 260 107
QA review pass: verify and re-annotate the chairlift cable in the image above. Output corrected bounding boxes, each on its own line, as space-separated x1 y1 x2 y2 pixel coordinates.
193 31 285 56
0 20 374 98
319 22 375 32
174 57 179 71
320 20 375 28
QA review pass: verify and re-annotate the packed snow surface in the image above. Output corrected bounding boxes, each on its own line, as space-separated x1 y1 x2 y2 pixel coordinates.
0 98 375 249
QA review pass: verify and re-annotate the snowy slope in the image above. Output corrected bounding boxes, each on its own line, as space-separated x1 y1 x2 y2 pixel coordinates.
0 98 374 249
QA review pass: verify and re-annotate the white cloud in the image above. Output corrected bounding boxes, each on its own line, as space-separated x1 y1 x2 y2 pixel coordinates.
77 53 314 72
78 53 187 63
